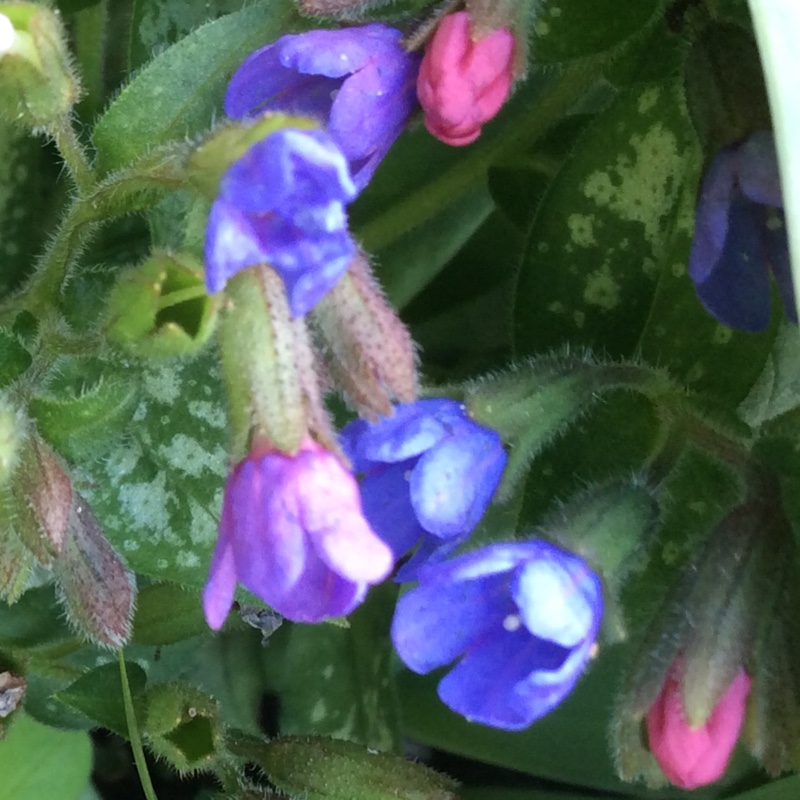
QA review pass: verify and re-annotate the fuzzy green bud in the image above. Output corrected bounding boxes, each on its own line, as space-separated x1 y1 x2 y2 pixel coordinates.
0 4 79 126
144 683 221 774
312 251 418 418
106 251 218 359
53 497 136 649
250 735 459 800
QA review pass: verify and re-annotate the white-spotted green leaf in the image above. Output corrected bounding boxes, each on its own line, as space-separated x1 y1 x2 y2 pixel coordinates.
75 352 227 587
513 80 702 359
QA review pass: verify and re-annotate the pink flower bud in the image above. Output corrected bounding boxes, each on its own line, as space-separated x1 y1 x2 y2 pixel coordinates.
647 658 751 789
417 11 514 146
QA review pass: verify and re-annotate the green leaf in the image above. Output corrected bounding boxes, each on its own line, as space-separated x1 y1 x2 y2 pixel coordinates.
273 585 402 752
0 585 74 649
513 79 702 359
58 661 147 737
76 352 227 587
127 0 253 72
0 714 92 800
0 329 31 389
92 1 306 175
132 582 208 646
734 777 800 800
29 360 140 461
0 122 63 300
531 0 662 64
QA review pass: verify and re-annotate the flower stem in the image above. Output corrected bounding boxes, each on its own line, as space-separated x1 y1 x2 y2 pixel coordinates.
119 652 159 800
49 117 95 195
0 144 189 326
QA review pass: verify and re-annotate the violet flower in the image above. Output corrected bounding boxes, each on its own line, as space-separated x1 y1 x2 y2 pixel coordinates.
340 399 507 582
202 437 394 627
391 541 603 729
225 24 420 190
204 128 357 316
689 131 796 332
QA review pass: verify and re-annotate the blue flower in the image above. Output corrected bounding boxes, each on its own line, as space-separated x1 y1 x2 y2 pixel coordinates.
689 131 796 332
225 24 420 190
204 128 357 316
340 399 507 581
202 437 394 628
391 541 603 730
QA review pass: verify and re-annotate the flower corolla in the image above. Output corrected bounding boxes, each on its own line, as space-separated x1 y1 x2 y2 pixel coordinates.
225 24 420 190
391 541 603 729
202 437 394 627
647 658 751 789
341 398 507 581
204 127 357 316
689 130 796 331
417 11 514 146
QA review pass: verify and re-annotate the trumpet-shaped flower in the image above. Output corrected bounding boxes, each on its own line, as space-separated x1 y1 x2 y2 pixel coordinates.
225 24 420 190
647 658 751 789
689 130 796 331
202 437 394 627
341 399 507 581
204 128 357 316
391 541 603 729
417 11 514 146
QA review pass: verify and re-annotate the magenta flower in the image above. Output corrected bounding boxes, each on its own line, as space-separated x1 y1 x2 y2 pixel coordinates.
202 437 394 627
647 657 751 789
204 128 357 315
225 24 420 190
417 11 514 146
689 131 796 331
340 399 507 582
391 541 603 729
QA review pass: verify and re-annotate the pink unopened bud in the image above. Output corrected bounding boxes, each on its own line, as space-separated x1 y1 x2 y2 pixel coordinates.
417 11 514 146
647 658 751 789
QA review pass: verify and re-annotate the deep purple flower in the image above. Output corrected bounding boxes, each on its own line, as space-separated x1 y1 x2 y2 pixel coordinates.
391 541 603 730
340 399 507 582
202 437 394 627
204 127 357 316
689 131 796 332
225 24 421 190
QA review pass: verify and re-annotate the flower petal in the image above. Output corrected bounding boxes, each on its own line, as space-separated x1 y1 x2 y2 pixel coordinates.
513 636 595 722
437 627 571 730
358 462 427 558
224 42 339 120
691 196 772 332
231 456 306 601
202 506 237 630
511 547 601 648
343 398 466 465
203 199 270 293
689 149 739 285
410 423 506 536
272 546 366 622
298 450 394 583
738 130 783 207
391 571 512 674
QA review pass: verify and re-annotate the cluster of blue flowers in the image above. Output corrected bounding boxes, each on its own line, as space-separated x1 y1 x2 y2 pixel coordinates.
204 24 419 314
200 20 797 736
